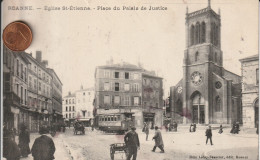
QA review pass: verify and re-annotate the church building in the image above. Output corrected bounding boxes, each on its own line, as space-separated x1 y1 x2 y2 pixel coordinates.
170 0 242 125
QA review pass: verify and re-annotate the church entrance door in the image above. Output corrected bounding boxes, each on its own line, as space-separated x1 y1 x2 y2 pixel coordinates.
191 91 205 124
192 105 205 124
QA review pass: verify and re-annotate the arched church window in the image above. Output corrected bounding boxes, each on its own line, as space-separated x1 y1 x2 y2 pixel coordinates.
210 22 214 44
216 96 221 112
215 52 218 63
201 22 206 43
216 25 219 46
195 52 199 62
195 22 200 44
214 24 217 45
190 25 195 46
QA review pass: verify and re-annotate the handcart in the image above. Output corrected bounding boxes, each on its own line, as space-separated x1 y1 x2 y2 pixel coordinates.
110 143 129 160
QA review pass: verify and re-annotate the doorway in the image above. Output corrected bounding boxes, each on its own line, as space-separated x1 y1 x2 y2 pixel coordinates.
191 91 205 124
192 105 205 124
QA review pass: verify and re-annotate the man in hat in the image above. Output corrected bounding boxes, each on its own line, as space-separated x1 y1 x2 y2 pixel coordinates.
31 125 56 160
152 126 165 153
205 125 213 145
124 127 140 160
3 128 21 160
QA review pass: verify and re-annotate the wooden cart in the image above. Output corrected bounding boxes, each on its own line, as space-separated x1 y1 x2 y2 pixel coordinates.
110 143 129 160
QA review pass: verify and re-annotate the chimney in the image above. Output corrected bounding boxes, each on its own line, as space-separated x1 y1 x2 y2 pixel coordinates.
68 91 71 96
30 52 32 56
42 60 48 68
80 85 83 90
36 51 42 62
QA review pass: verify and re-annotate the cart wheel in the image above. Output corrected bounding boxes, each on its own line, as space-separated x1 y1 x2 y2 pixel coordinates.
110 146 115 160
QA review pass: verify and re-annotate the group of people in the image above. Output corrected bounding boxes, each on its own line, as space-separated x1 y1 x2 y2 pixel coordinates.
166 122 178 132
3 124 56 160
124 125 165 160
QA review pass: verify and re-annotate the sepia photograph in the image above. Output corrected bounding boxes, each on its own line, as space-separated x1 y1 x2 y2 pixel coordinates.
1 0 259 159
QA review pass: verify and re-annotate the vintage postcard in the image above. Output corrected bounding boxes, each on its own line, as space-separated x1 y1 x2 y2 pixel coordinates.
1 0 259 160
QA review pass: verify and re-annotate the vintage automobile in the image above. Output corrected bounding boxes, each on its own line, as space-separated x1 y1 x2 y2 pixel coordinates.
98 112 135 134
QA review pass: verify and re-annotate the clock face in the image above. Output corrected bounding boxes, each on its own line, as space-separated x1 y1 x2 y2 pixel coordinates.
191 71 203 86
177 86 183 93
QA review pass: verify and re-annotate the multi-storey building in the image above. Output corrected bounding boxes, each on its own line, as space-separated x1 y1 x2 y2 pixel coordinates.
63 92 76 126
3 46 21 131
94 62 163 128
3 46 63 133
240 55 259 128
47 68 63 123
75 86 94 126
24 51 52 131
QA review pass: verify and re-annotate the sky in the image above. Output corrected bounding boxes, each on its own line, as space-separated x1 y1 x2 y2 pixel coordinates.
2 0 258 97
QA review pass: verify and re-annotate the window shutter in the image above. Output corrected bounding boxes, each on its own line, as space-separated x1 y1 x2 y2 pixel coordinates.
139 97 141 105
131 96 134 106
112 82 115 91
121 83 124 91
130 73 133 80
122 96 124 105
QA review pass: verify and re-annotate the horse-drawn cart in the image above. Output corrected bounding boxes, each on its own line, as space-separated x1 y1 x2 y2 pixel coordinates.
110 143 129 160
73 122 85 135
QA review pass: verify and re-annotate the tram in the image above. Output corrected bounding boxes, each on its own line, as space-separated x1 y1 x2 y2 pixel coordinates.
98 112 135 134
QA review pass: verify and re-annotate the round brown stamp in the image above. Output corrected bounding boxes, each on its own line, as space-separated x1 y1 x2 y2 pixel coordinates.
3 21 33 51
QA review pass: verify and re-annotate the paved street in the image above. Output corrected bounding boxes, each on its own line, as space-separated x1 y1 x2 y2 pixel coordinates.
10 126 258 160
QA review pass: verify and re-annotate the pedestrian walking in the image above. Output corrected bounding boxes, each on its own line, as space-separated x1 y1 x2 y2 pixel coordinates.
152 126 165 153
3 129 21 160
31 126 56 160
230 122 235 134
18 124 31 157
235 122 240 134
189 123 193 132
142 122 146 132
173 122 178 132
145 123 149 141
205 125 213 145
218 124 223 134
124 127 140 160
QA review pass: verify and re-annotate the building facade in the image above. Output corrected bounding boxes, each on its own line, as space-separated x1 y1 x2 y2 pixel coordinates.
24 51 53 131
170 1 242 125
240 55 259 128
75 87 94 126
47 68 63 123
3 46 63 133
94 62 164 128
62 92 76 126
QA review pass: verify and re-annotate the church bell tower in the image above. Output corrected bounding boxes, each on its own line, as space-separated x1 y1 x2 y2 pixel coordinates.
182 0 224 124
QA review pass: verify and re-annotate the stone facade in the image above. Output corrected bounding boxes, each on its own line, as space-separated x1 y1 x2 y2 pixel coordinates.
63 92 76 125
240 55 259 128
95 62 163 128
170 2 242 125
75 87 95 126
3 46 63 133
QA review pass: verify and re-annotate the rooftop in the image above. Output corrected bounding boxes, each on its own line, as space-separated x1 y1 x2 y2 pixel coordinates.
239 54 259 62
